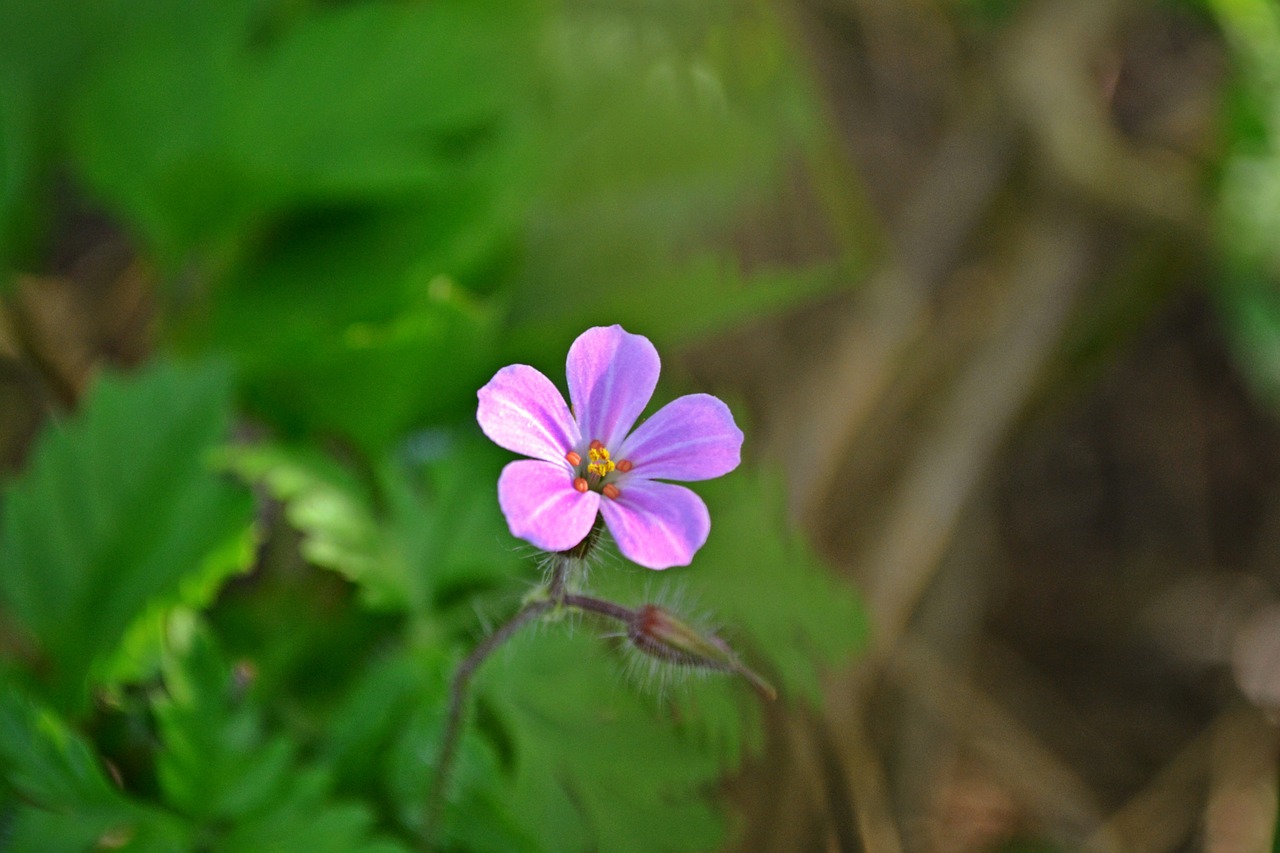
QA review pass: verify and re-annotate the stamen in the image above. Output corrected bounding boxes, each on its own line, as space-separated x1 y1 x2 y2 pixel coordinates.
616 459 633 473
589 439 605 451
565 451 582 466
587 444 615 478
602 483 621 500
573 477 589 493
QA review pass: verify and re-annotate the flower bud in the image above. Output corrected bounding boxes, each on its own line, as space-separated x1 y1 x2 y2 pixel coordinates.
627 605 777 700
627 604 738 671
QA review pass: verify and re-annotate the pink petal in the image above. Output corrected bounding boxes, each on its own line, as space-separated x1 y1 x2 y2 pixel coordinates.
498 460 601 552
566 325 659 452
599 479 710 570
477 365 580 464
617 393 743 482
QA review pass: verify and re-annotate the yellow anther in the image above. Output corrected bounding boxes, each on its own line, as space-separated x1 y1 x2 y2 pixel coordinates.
587 445 615 477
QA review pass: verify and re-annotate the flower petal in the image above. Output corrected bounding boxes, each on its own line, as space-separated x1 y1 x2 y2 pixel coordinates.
498 460 600 552
618 393 743 482
478 365 580 464
599 479 710 570
566 325 659 451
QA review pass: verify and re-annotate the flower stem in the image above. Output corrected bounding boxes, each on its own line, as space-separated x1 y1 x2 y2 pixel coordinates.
424 599 550 837
547 553 569 599
561 592 635 624
425 552 776 841
424 556 572 842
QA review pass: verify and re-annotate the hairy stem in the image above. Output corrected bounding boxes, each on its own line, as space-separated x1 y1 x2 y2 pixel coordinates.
562 592 635 624
427 550 583 835
425 551 776 841
424 555 571 841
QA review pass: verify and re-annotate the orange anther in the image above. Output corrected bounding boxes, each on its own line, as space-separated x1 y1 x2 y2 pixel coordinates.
602 483 621 500
616 459 633 473
589 439 605 451
573 477 590 493
565 451 582 466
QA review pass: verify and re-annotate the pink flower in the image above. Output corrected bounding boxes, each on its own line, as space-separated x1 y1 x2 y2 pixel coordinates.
476 325 743 569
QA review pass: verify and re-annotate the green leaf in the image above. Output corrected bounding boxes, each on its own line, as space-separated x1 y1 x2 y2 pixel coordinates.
1208 0 1280 412
153 618 407 852
191 205 509 452
0 0 108 272
234 0 538 203
68 0 262 255
442 465 864 853
509 257 845 352
0 360 253 715
506 1 831 343
0 684 193 852
70 0 538 261
224 437 520 616
324 651 434 799
678 466 867 702
317 644 535 851
225 443 406 609
539 2 794 225
1216 269 1280 406
97 519 258 689
597 465 867 704
479 631 730 853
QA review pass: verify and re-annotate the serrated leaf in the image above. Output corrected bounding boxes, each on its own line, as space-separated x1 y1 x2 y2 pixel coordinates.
154 620 407 852
0 360 253 715
0 684 194 852
224 443 403 608
478 631 730 853
224 437 520 615
322 646 536 852
97 522 257 689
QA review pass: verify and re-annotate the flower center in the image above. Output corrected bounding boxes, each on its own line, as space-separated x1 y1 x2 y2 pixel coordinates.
567 439 631 499
588 444 615 477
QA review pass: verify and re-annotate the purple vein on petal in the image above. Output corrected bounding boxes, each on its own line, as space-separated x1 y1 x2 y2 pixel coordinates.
566 325 660 451
618 393 743 482
477 364 580 464
498 459 600 552
599 479 709 570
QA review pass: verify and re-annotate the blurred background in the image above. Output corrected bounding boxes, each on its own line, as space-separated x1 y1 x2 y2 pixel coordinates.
3 0 1280 851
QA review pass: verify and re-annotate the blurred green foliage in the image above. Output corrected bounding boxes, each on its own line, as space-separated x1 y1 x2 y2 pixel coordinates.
0 0 865 850
1210 0 1280 406
0 362 254 716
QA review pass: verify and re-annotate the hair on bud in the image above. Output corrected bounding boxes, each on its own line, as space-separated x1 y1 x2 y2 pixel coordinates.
628 605 737 672
625 604 777 701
